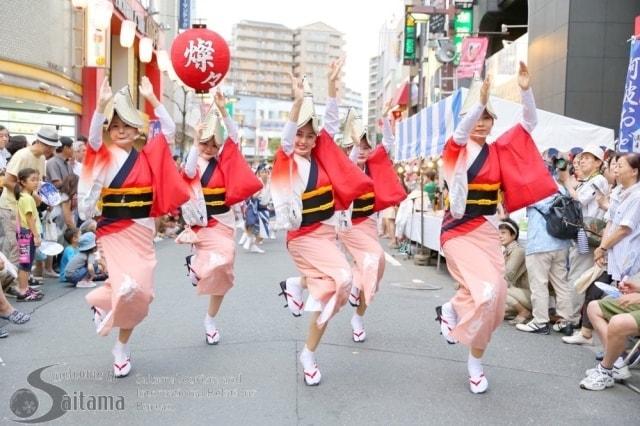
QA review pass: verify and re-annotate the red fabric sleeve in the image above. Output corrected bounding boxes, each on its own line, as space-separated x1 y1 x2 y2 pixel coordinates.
312 130 374 211
495 124 557 212
218 139 263 206
366 145 407 211
143 132 192 216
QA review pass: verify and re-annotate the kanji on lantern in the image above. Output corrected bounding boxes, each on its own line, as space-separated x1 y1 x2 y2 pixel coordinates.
170 26 230 93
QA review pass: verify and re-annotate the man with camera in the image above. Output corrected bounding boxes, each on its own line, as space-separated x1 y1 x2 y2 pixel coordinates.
557 145 609 332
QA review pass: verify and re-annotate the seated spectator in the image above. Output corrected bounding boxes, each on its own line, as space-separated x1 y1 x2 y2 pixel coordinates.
59 228 80 282
499 219 531 324
0 256 31 338
580 273 640 390
64 232 107 288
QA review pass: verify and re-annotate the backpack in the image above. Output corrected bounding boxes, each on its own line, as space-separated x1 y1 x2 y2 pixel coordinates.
534 194 583 240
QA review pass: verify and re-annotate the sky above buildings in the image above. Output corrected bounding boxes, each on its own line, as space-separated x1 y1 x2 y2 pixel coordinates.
196 0 401 104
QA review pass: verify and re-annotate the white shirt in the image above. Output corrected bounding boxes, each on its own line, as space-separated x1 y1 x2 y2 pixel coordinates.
575 174 609 219
607 182 640 281
0 148 10 171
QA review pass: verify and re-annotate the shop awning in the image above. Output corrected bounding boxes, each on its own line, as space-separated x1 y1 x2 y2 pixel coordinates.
391 81 410 107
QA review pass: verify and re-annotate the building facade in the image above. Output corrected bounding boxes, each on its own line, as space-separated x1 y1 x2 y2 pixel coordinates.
227 21 294 101
0 0 82 138
0 0 166 140
293 22 346 104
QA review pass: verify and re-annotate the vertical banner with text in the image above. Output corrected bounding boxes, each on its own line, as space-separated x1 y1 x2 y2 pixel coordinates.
619 39 640 153
179 0 191 30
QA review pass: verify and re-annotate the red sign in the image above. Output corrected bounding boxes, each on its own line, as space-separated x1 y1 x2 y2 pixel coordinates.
455 37 489 79
636 16 640 37
170 27 231 93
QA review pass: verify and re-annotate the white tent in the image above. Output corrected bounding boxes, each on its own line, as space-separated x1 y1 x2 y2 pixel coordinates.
482 88 615 153
394 88 615 161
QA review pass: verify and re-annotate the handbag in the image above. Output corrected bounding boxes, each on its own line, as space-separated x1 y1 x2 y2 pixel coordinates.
175 226 199 244
16 216 31 264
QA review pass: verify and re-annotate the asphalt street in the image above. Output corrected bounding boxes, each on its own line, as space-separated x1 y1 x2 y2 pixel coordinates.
1 232 638 425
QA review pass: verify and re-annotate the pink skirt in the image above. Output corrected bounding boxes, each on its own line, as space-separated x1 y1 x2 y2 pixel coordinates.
86 223 156 336
287 224 352 326
192 223 235 296
339 218 385 305
442 221 507 350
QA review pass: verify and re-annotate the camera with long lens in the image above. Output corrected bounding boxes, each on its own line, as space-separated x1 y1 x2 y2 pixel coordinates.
554 158 568 171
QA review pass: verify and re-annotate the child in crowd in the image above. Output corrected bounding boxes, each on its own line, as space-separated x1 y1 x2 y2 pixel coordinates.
15 168 43 301
64 232 107 288
59 228 80 282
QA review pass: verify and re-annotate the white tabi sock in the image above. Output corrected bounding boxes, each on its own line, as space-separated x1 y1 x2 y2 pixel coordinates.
113 340 129 362
204 314 217 332
468 353 483 378
300 345 316 370
286 276 302 289
351 313 364 331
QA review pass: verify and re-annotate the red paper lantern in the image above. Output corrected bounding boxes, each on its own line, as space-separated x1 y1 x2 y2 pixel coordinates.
170 26 230 93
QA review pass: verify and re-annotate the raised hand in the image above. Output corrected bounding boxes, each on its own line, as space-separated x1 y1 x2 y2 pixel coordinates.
290 72 304 102
328 57 345 82
383 100 393 116
139 76 154 99
480 74 491 106
328 57 344 98
98 77 113 112
213 89 227 115
139 76 160 107
517 61 530 91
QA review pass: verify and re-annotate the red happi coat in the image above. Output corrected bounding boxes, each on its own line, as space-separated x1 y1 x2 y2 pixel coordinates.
352 145 407 225
271 129 374 242
183 138 263 228
84 132 190 238
440 124 557 246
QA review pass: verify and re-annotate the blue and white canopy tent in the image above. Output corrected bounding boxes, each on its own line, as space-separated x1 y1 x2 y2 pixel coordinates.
394 89 614 161
394 89 463 162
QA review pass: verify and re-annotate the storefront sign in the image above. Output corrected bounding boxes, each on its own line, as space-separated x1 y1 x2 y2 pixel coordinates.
453 7 473 65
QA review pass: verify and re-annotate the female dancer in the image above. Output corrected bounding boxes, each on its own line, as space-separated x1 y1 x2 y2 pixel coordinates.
435 63 545 393
79 77 190 377
182 90 262 345
340 107 406 342
272 61 372 385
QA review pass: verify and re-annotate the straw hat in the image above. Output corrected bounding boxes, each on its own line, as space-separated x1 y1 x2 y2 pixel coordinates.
343 107 368 147
460 76 497 120
297 77 319 133
104 86 145 129
199 105 225 144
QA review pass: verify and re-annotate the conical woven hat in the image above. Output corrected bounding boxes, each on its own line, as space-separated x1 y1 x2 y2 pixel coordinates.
342 107 369 147
460 77 497 119
104 86 144 129
199 104 225 144
297 76 319 133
